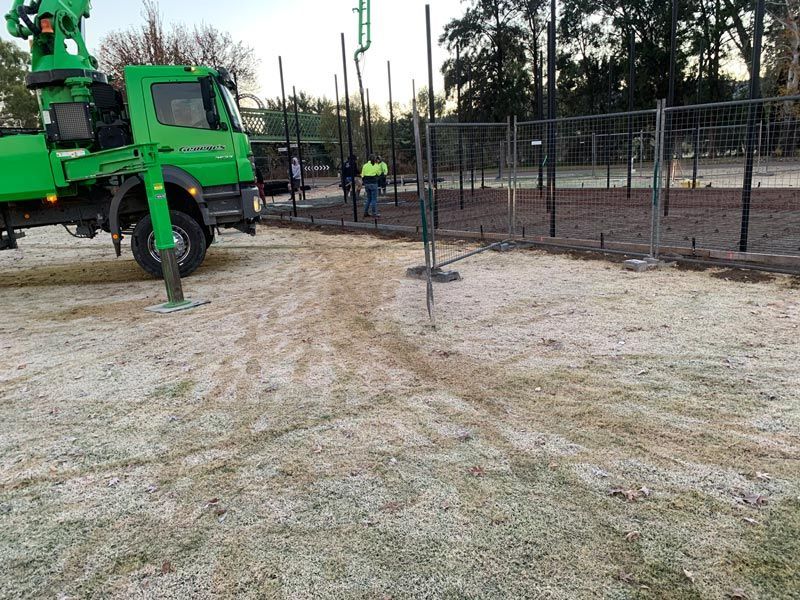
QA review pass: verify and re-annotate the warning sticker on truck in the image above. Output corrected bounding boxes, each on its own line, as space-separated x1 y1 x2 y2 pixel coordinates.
55 149 89 159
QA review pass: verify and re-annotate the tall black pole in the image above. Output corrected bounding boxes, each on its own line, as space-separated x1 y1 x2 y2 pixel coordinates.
341 33 359 223
547 4 557 238
335 74 347 204
626 31 635 199
279 56 297 217
292 86 307 202
388 61 399 207
692 49 703 190
426 3 438 228
537 50 544 191
739 0 766 253
366 88 374 156
606 59 612 190
664 0 679 216
457 43 465 210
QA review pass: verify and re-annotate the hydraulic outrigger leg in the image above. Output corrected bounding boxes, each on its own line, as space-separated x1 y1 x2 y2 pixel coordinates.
142 164 208 314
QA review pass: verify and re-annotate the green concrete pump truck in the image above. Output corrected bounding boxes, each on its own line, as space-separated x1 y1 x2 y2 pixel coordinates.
1 0 262 310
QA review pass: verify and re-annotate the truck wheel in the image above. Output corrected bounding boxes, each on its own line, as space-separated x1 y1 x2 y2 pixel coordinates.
131 211 207 278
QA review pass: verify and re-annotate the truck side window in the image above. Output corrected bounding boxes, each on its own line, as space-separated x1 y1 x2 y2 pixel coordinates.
152 82 212 130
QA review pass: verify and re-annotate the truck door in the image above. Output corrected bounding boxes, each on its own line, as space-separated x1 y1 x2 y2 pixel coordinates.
143 77 239 187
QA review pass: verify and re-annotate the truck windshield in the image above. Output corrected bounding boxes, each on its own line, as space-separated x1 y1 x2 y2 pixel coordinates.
218 82 244 133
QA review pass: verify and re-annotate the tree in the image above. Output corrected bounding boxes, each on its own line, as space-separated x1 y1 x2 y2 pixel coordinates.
766 1 800 97
440 0 533 121
0 40 38 128
99 0 257 91
264 91 333 114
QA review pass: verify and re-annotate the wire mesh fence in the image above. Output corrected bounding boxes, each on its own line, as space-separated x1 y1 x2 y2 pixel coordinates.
426 122 512 267
661 97 800 257
419 96 800 270
515 110 658 249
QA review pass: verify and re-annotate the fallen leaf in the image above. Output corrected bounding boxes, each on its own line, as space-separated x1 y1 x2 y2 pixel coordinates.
755 471 771 482
683 569 695 583
145 484 158 494
17 364 27 370
728 589 749 599
214 508 227 517
311 445 323 454
609 488 641 502
205 498 220 508
456 431 473 442
107 478 120 487
468 466 485 477
617 570 636 584
742 493 768 507
742 517 760 526
639 486 652 497
625 531 641 542
161 560 173 574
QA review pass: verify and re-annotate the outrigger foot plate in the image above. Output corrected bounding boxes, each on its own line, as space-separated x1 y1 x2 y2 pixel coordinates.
145 298 210 314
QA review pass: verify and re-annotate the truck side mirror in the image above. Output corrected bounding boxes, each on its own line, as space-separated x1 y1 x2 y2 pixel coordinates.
200 76 220 130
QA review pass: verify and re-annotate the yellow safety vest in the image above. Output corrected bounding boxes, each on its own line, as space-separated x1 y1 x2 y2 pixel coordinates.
361 162 382 178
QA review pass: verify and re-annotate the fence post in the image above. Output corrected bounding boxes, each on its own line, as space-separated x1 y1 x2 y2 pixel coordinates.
739 0 766 253
511 116 518 238
425 122 438 267
650 100 665 258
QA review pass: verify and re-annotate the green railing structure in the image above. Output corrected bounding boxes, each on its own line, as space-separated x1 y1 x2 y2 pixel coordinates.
242 108 329 144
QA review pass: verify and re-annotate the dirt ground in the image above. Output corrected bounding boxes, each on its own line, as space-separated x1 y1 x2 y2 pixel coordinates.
1 224 799 599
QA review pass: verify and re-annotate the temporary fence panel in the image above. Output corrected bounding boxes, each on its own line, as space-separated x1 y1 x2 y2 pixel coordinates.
427 122 512 268
515 110 658 250
660 97 800 258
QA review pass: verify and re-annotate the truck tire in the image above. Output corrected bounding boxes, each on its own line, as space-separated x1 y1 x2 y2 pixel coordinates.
131 210 207 278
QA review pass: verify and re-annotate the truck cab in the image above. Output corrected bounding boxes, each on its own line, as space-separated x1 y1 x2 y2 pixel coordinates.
0 64 262 277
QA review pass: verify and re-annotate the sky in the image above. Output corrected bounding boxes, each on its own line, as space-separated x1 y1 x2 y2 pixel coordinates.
1 0 464 108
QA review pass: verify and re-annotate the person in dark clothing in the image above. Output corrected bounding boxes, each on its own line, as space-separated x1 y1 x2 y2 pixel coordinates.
255 167 267 208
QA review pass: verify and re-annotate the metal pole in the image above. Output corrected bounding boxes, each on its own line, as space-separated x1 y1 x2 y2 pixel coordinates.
457 43 465 210
547 11 557 237
292 86 307 202
739 0 766 253
663 0 679 216
606 60 612 190
512 115 518 237
425 122 438 267
388 61 399 207
537 50 544 191
413 98 435 325
626 31 635 198
692 48 703 189
366 87 374 157
341 33 359 223
279 56 297 217
650 99 665 257
426 3 438 228
335 74 347 204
